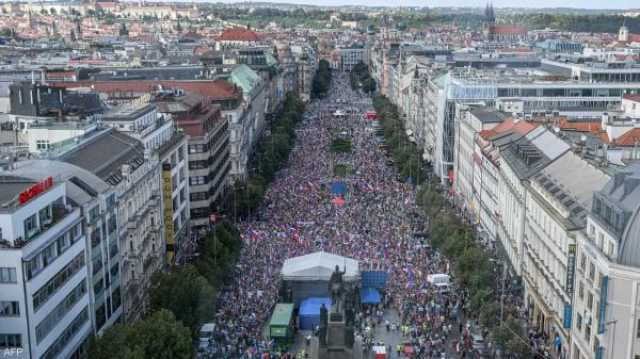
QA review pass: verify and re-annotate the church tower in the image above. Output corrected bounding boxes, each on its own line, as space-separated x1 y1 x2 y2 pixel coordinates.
484 3 496 41
619 19 629 42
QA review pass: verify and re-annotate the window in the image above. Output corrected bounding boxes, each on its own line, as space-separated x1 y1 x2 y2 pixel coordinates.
39 206 52 225
112 287 122 311
637 319 640 338
36 140 50 151
587 293 594 310
577 313 582 330
95 304 106 330
110 264 119 278
597 233 604 249
41 307 88 359
89 206 99 224
585 324 591 342
91 230 101 248
94 279 104 296
589 263 596 281
579 281 584 300
24 214 38 237
42 243 56 267
0 302 19 316
36 281 86 343
580 254 586 271
178 146 184 161
0 268 16 283
110 243 118 259
0 334 21 349
190 176 206 186
56 234 71 253
32 253 85 311
190 192 208 202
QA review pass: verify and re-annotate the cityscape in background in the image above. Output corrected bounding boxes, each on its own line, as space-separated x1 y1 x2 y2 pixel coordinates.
0 1 639 358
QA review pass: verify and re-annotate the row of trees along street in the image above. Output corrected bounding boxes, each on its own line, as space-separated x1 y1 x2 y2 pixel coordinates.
311 59 332 99
373 94 533 357
350 61 376 94
226 92 306 219
89 223 242 358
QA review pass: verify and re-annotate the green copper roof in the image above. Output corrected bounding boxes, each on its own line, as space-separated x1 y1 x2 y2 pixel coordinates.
230 64 261 96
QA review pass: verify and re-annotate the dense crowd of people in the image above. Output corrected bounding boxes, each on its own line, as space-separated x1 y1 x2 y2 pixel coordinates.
205 74 479 358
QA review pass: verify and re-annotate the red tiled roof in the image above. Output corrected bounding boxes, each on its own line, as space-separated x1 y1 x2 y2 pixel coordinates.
51 80 241 101
496 118 536 134
624 93 640 102
613 128 640 146
557 118 603 133
491 25 527 35
218 27 259 42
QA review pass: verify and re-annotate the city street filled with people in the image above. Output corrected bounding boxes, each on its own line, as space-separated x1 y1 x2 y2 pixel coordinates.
207 73 481 358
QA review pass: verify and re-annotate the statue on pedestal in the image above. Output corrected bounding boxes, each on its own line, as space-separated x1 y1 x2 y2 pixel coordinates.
328 265 346 312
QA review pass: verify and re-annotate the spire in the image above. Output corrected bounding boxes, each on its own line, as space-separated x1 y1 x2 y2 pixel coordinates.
484 2 495 24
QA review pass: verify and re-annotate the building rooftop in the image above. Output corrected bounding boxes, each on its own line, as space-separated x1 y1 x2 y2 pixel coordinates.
218 27 260 42
0 175 36 208
470 108 510 124
102 102 156 122
57 128 146 186
533 150 610 229
9 160 111 206
501 126 570 180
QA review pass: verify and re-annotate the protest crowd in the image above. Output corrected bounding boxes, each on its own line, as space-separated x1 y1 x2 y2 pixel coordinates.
207 73 484 358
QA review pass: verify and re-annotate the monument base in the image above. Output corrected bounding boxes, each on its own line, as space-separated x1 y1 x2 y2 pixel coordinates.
318 313 354 359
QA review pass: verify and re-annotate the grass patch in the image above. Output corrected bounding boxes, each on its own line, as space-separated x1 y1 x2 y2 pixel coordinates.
334 164 350 177
330 138 352 153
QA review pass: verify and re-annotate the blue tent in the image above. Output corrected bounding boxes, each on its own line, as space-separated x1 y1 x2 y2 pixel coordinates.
299 297 332 330
330 181 347 196
360 288 381 304
361 271 388 289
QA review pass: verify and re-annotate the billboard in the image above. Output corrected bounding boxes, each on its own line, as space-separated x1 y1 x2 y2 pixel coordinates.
565 244 576 295
162 163 175 265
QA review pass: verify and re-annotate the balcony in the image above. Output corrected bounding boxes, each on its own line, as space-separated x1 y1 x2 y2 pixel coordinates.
17 204 74 248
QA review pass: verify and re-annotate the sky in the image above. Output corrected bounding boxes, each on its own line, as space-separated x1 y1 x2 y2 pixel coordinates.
212 0 639 10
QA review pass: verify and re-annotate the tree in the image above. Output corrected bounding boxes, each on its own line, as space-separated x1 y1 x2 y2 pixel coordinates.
311 59 332 99
129 310 194 359
479 302 501 329
119 23 129 36
88 324 143 359
149 265 216 337
88 310 192 359
195 222 242 287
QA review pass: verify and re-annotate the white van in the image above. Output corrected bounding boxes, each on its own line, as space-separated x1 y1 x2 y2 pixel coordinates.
198 323 215 352
427 274 450 292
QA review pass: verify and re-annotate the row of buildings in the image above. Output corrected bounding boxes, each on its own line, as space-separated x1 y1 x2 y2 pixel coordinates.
0 25 317 359
368 16 640 359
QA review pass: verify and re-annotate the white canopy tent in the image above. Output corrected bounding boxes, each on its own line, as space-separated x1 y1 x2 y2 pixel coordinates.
281 251 360 282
